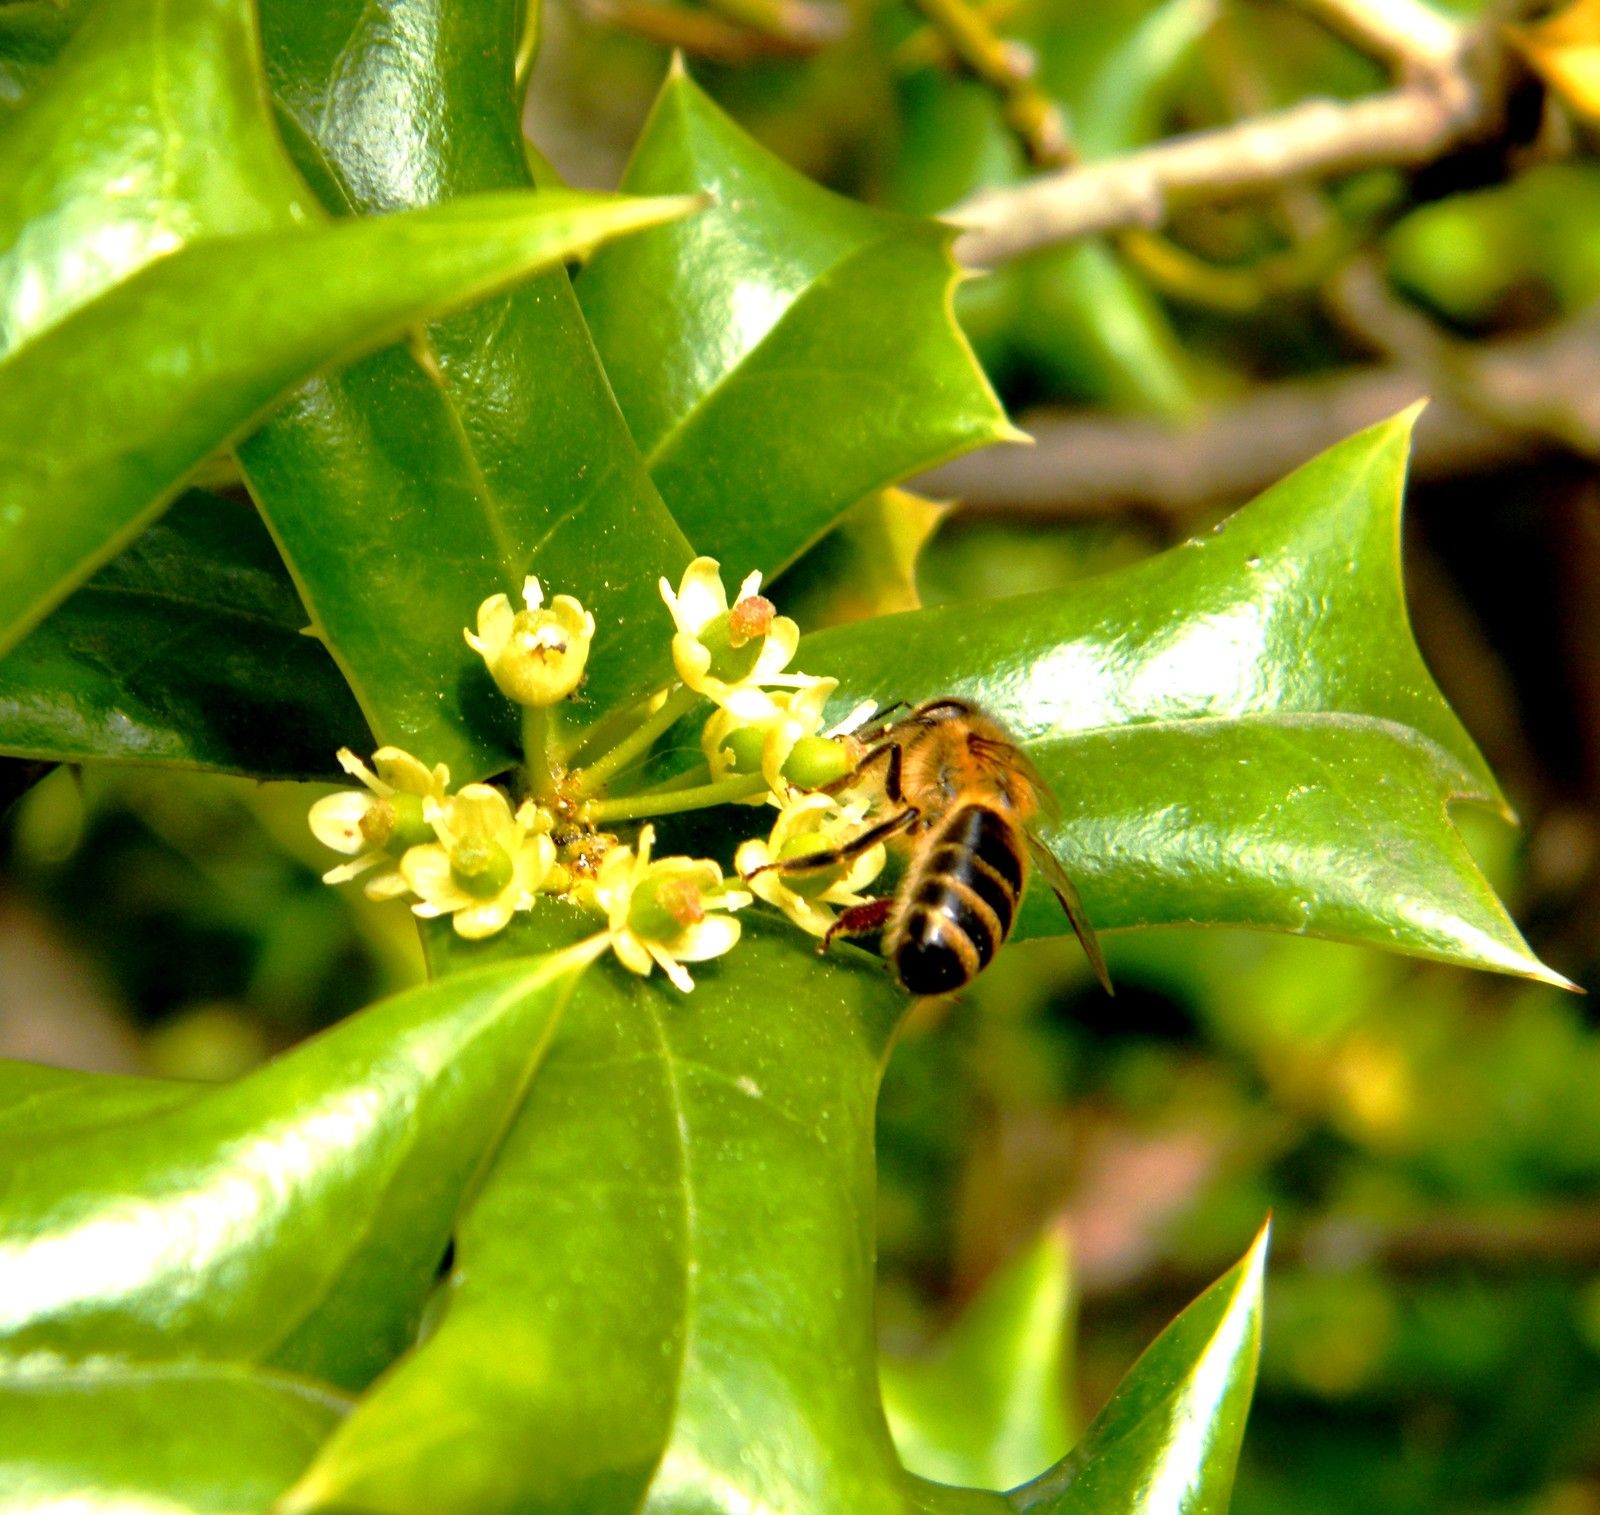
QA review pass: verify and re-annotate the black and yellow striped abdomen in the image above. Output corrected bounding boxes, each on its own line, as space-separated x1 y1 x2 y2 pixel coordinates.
891 802 1026 995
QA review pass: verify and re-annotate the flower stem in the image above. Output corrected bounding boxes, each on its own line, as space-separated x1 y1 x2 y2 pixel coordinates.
584 772 769 824
628 762 713 799
521 703 556 801
571 684 702 798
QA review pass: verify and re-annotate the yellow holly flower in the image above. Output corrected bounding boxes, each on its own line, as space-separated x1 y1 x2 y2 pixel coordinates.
308 746 448 899
701 676 841 801
659 556 801 720
401 785 557 939
583 824 751 991
466 576 595 707
735 791 888 939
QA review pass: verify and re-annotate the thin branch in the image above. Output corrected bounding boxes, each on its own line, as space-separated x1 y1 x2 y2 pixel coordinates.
1288 0 1471 81
914 339 1600 518
951 74 1489 265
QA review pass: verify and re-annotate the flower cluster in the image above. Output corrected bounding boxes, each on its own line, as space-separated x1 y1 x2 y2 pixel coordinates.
310 753 560 940
309 558 892 987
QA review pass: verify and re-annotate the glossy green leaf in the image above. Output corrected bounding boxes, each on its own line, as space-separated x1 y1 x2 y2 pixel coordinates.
239 0 695 779
0 948 594 1389
0 491 369 777
0 183 695 664
284 920 917 1515
777 487 951 630
0 1355 347 1514
0 0 314 358
883 1226 1074 1491
1012 1223 1268 1514
578 64 1014 577
804 410 1566 986
0 1061 197 1143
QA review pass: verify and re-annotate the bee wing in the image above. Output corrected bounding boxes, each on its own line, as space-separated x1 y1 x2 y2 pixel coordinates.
1026 834 1113 996
970 734 1061 823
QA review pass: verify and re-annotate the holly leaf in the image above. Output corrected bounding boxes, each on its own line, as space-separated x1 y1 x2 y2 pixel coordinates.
803 409 1568 987
277 922 918 1515
882 1224 1075 1491
578 63 1015 578
0 949 593 1390
237 0 696 781
0 491 369 778
1013 1224 1268 1514
777 487 952 630
0 1357 347 1514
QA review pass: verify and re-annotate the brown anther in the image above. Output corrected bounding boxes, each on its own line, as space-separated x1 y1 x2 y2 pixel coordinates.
656 875 706 927
515 622 568 663
727 594 775 648
358 797 397 846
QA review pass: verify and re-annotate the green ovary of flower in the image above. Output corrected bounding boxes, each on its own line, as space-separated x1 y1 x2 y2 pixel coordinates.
782 734 852 789
720 725 767 775
629 874 705 938
450 836 515 900
695 601 771 684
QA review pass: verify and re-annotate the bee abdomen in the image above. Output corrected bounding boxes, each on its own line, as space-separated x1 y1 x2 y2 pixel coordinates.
893 805 1025 995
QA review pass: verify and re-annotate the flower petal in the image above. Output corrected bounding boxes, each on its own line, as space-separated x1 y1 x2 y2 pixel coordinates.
669 912 742 963
612 928 655 978
751 616 799 679
675 557 732 634
442 784 517 846
362 867 412 901
309 790 377 854
514 834 558 895
372 747 442 797
401 844 468 911
469 593 516 662
323 852 382 885
671 632 714 690
551 594 595 639
454 897 517 939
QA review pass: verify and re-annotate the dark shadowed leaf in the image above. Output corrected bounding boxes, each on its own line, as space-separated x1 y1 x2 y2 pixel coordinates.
0 491 369 778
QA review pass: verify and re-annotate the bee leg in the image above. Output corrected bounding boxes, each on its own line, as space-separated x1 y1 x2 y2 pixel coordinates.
819 896 895 953
850 700 909 744
821 738 905 804
745 804 918 880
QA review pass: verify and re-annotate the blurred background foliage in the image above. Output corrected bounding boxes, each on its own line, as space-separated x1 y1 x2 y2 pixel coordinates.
5 0 1600 1510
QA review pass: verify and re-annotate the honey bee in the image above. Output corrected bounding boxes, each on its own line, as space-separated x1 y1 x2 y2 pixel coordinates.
768 697 1112 997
